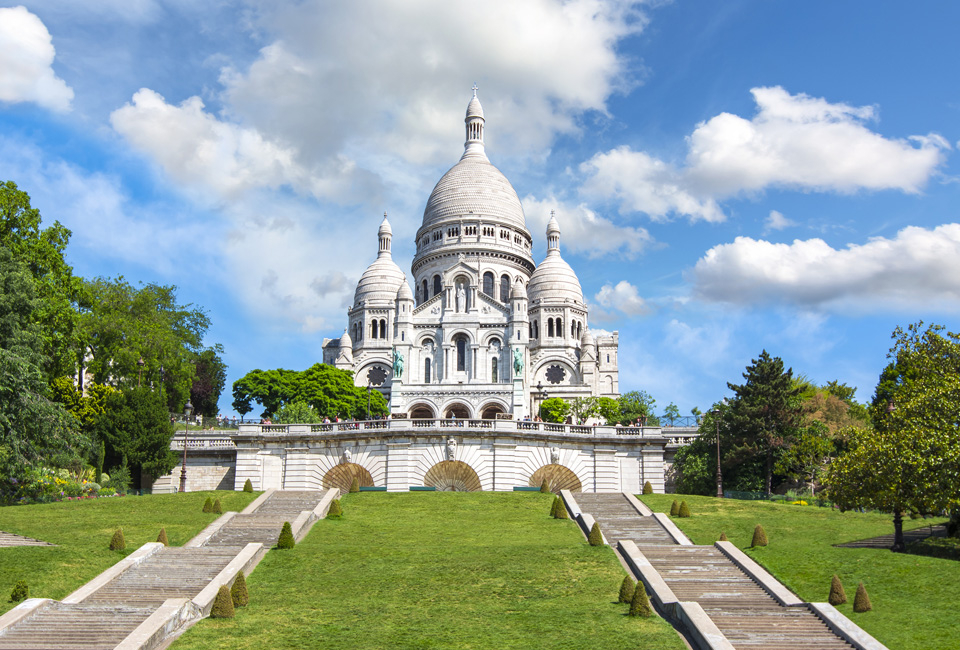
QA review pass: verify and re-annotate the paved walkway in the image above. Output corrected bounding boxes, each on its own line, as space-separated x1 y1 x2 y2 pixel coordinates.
0 490 332 650
0 531 55 547
575 493 861 650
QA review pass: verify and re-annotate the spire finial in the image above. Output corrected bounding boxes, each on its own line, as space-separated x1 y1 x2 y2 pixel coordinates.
472 83 478 97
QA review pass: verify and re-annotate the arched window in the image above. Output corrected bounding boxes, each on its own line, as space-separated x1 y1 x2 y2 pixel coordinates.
571 320 575 337
500 275 510 302
422 279 428 302
491 357 498 383
528 322 533 338
433 275 442 297
380 319 387 339
556 318 563 338
547 318 554 337
456 336 467 372
577 322 582 339
371 320 378 339
483 272 494 296
425 358 431 383
533 320 539 339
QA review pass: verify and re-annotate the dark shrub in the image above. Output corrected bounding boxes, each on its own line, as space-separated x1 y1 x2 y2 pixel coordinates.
327 499 343 519
751 524 768 547
211 585 235 618
549 496 559 518
719 532 728 542
540 479 550 493
678 501 691 518
555 499 569 520
243 479 253 493
110 528 126 551
828 574 847 606
349 477 360 493
669 500 679 516
642 481 653 495
853 583 872 612
9 580 28 603
156 527 168 546
231 572 249 608
629 582 652 617
277 522 295 549
202 497 213 513
213 498 223 514
618 576 635 604
588 522 603 546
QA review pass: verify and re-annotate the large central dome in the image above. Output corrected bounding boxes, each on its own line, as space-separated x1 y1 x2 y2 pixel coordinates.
418 89 527 233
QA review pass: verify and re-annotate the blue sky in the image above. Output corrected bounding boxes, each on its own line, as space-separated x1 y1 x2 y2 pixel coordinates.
2 1 958 416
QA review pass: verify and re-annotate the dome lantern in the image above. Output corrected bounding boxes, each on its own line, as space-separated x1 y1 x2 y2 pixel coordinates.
463 84 486 160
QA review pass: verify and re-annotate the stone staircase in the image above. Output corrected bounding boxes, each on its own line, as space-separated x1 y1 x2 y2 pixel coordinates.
0 489 333 650
572 492 865 650
0 531 54 547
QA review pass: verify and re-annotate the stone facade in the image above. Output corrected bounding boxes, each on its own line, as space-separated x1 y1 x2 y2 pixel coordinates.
322 90 619 419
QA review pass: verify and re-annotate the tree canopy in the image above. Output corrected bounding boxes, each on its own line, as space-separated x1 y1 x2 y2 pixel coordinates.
828 322 960 550
191 346 228 417
232 363 388 420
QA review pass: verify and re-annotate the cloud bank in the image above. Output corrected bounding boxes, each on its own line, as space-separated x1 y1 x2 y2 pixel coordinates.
0 6 73 111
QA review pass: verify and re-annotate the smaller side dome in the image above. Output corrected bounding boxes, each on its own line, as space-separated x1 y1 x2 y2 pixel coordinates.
581 328 595 347
510 281 527 299
528 213 584 305
353 213 406 306
397 281 413 301
339 327 353 348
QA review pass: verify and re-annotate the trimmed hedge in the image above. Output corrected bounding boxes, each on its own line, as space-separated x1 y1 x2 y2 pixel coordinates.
157 527 169 546
109 528 126 551
618 575 635 604
211 585 235 618
349 478 360 493
212 498 223 515
202 497 213 513
828 574 847 606
751 524 768 547
540 479 550 494
231 571 249 608
9 580 28 603
243 479 253 493
669 500 679 517
905 536 960 562
628 582 652 617
678 501 691 518
588 522 603 546
642 481 653 495
277 521 295 549
327 499 343 519
853 582 872 612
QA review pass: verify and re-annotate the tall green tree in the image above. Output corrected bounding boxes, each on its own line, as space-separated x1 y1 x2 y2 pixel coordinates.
0 181 80 380
93 386 176 487
726 350 802 495
0 246 86 493
596 396 621 425
232 363 388 420
828 322 960 551
191 346 227 417
617 390 658 425
76 277 209 410
539 398 569 423
568 396 598 424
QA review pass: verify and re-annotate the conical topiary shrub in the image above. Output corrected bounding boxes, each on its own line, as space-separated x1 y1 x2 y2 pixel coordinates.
211 585 235 618
276 522 295 549
828 574 847 606
213 498 223 514
751 524 768 547
349 477 360 493
629 581 652 617
678 501 691 518
669 500 679 516
9 580 28 603
618 575 635 604
157 527 168 546
540 479 550 493
549 496 560 518
853 583 872 612
642 481 653 495
588 522 603 546
243 479 253 493
327 498 343 519
231 572 249 608
719 532 728 542
109 528 126 551
555 498 569 519
202 497 213 513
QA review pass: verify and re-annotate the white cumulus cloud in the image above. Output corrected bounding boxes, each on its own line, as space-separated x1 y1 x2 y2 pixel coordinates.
578 87 948 222
0 6 74 111
764 210 795 233
522 195 654 259
595 280 650 315
688 224 960 311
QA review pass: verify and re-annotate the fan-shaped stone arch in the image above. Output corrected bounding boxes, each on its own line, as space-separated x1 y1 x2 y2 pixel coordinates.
423 460 482 492
409 403 436 419
528 464 582 493
323 463 374 493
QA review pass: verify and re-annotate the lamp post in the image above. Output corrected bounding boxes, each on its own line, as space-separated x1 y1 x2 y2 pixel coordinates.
137 357 144 387
712 408 723 498
535 381 548 420
178 400 194 493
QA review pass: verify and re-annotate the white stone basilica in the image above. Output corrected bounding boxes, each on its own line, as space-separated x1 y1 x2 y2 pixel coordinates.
322 90 620 420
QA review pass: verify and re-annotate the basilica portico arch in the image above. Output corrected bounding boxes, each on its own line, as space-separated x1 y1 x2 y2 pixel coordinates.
528 464 582 493
443 402 472 419
480 401 507 419
409 403 437 419
322 463 374 493
423 460 482 492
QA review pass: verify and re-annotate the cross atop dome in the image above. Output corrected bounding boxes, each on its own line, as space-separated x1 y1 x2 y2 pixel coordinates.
472 83 478 96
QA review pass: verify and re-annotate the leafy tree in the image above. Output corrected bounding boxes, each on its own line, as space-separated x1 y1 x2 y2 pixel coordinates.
191 346 227 417
568 396 598 424
0 247 87 494
828 323 960 551
596 396 621 425
232 363 387 420
0 181 80 380
539 398 569 423
662 402 681 426
76 277 209 411
774 421 834 495
617 390 658 425
93 386 176 487
275 400 322 424
726 350 802 495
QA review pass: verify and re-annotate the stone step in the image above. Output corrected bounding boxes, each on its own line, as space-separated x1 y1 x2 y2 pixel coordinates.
0 531 54 547
574 493 674 545
0 603 152 650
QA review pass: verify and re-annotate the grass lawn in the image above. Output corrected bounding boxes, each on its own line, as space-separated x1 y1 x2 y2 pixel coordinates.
0 490 259 614
173 492 685 650
639 494 957 650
